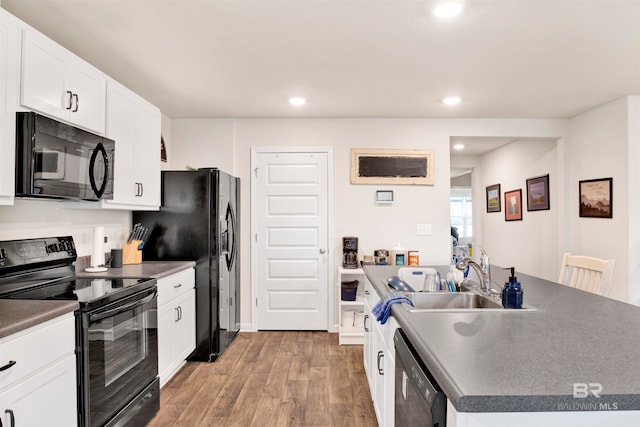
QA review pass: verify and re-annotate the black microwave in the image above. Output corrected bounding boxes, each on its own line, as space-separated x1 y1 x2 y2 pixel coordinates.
15 112 115 201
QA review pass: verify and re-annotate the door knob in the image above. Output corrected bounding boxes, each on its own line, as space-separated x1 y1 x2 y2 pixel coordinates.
319 248 326 254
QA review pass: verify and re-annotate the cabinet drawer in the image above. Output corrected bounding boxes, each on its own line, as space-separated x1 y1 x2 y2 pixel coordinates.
157 268 195 307
364 277 380 307
0 313 75 391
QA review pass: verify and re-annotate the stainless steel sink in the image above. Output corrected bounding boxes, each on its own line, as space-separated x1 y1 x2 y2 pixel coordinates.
401 291 536 312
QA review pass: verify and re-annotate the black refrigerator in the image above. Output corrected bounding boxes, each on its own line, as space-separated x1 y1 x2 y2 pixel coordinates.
134 168 240 361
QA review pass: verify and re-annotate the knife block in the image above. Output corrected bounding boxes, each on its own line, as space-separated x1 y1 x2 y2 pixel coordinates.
122 240 142 265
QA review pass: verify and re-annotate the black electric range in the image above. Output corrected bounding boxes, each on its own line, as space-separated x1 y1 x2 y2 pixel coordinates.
0 236 160 427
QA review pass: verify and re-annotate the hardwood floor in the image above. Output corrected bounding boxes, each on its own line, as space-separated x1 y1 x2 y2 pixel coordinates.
147 332 378 427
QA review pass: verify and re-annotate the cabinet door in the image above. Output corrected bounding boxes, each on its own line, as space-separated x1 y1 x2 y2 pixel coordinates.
363 299 374 393
20 28 69 122
133 101 161 207
21 26 106 135
67 59 106 134
174 290 196 362
157 301 175 387
373 323 386 425
0 355 77 427
0 10 18 205
105 80 138 205
104 80 160 209
382 326 396 427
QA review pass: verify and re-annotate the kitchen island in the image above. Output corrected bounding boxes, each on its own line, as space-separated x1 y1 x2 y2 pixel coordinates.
364 265 640 426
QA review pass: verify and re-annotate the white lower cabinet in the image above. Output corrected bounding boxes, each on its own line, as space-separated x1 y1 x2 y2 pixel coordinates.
0 313 77 427
363 276 398 427
157 268 196 387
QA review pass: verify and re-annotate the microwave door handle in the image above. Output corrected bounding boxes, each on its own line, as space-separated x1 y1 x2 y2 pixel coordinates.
89 291 157 322
89 142 109 199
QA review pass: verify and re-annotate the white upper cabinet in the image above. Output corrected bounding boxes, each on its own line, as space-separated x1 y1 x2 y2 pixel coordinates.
103 80 161 210
20 26 106 134
0 9 19 206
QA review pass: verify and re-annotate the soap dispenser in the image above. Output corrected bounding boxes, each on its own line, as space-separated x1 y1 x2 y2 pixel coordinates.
502 267 523 309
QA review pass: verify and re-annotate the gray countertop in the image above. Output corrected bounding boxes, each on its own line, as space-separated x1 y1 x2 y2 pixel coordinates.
75 260 196 280
1 261 194 340
364 265 640 413
0 300 78 339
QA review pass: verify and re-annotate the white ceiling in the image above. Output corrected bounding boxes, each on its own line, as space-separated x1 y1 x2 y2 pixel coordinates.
2 0 639 120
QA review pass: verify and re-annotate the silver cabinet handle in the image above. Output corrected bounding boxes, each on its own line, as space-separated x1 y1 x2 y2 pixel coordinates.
377 351 384 375
319 248 326 254
72 93 79 112
173 283 182 289
66 91 73 110
364 314 369 332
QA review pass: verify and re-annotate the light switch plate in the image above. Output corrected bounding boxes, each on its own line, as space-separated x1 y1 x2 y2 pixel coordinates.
417 224 432 236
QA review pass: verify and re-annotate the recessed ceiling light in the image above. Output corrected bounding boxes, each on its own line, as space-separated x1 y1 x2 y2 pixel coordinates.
453 143 465 150
289 97 307 106
433 1 465 19
443 96 461 106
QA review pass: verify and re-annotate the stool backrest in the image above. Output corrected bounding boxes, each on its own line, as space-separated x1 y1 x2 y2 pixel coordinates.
558 252 615 296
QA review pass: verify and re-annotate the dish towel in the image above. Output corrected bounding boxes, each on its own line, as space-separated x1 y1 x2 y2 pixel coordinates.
372 291 413 324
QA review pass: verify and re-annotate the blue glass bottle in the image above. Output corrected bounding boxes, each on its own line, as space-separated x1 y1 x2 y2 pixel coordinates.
502 267 523 309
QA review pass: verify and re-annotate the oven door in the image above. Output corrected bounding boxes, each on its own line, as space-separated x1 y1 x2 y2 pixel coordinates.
80 287 158 427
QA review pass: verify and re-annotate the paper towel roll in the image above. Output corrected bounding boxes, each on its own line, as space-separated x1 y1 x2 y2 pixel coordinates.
91 226 105 267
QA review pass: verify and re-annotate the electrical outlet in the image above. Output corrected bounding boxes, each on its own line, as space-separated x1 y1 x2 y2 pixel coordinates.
417 224 432 236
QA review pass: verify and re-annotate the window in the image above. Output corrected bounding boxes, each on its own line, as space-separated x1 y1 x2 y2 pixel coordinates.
451 188 472 240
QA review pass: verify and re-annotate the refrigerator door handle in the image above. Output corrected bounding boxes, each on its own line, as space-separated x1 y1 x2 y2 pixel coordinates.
225 203 237 270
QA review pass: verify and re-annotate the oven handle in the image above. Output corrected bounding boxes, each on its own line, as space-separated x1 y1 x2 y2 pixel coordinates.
89 290 156 322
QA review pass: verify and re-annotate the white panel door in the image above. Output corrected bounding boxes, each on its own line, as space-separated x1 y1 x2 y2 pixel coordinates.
256 152 329 330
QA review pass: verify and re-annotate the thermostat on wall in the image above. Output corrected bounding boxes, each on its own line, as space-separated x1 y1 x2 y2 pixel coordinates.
375 190 394 204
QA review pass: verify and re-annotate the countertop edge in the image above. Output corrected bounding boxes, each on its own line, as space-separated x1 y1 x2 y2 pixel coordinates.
363 265 640 414
76 260 196 280
0 300 79 339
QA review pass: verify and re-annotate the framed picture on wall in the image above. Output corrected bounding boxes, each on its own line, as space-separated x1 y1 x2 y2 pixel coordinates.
504 189 523 221
579 177 613 218
350 148 435 185
486 184 501 213
526 174 550 211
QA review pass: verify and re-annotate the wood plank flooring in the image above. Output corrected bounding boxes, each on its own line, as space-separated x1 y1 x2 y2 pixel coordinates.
147 332 378 427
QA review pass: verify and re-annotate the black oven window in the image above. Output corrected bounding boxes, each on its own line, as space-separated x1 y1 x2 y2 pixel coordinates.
89 309 148 387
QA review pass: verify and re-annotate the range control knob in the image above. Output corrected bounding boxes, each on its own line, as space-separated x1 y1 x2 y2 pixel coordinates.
0 247 6 261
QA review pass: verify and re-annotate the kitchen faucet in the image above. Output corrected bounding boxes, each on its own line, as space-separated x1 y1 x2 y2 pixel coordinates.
455 245 493 294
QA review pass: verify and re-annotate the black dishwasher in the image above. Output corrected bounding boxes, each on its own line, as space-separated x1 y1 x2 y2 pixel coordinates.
394 329 447 426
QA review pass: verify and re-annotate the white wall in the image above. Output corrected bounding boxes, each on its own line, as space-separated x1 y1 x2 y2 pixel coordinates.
475 139 559 282
568 96 640 303
170 118 235 173
233 118 568 327
629 96 640 304
0 199 131 256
